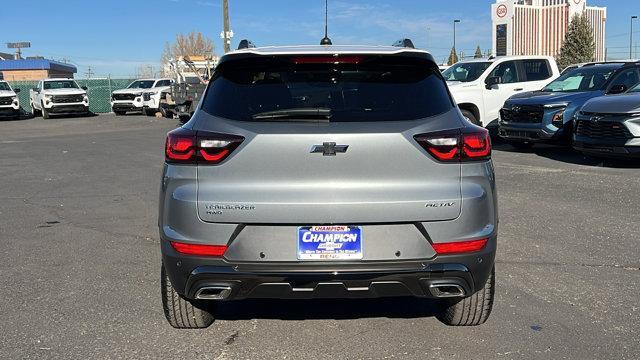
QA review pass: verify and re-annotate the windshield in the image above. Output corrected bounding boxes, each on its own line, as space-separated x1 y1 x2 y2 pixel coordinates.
128 80 155 89
43 80 79 90
441 62 491 82
0 82 11 91
201 55 453 122
542 66 618 92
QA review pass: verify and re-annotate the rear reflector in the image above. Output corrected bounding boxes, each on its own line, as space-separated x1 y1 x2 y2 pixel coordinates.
432 238 488 255
165 127 244 164
170 241 228 257
414 128 491 162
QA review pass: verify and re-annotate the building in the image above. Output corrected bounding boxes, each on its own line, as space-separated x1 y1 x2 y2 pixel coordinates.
491 0 606 61
0 52 15 60
0 59 77 81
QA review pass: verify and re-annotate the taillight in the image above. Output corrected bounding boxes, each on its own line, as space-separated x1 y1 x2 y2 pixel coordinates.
165 127 244 164
432 238 488 255
170 241 228 257
414 128 491 162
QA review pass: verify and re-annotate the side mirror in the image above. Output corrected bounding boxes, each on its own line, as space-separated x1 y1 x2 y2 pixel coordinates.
608 84 627 95
32 88 39 92
81 86 88 90
485 76 502 89
14 88 20 93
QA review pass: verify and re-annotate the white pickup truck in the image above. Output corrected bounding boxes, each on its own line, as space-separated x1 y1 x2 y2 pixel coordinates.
0 80 21 119
111 78 173 115
29 78 89 119
442 55 560 127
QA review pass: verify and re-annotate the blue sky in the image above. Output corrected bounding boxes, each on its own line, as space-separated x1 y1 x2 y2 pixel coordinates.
1 0 639 77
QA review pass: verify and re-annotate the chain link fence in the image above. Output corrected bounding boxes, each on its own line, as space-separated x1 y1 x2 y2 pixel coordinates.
8 78 136 114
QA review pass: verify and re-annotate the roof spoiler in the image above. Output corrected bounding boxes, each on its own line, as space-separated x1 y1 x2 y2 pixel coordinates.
392 38 415 49
237 39 256 50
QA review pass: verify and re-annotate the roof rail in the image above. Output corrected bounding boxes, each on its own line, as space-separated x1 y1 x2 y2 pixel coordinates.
392 38 415 49
237 39 256 50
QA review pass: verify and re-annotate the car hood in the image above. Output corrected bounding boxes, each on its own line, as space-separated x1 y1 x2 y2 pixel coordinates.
581 93 640 114
505 90 600 106
0 90 17 97
41 88 86 95
112 88 145 94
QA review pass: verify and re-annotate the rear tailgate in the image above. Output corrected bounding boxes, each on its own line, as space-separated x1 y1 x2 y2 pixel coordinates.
196 116 461 224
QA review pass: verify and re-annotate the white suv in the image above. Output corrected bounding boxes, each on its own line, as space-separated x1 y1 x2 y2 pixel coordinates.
111 79 173 115
0 80 21 119
443 56 560 127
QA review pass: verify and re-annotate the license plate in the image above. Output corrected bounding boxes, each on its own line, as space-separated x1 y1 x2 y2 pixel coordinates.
297 226 363 260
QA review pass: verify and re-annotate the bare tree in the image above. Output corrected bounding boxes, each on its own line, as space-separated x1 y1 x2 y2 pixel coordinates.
161 32 216 66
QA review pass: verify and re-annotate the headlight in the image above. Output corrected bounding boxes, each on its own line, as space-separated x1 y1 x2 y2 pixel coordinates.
551 109 565 128
44 94 52 100
148 91 158 96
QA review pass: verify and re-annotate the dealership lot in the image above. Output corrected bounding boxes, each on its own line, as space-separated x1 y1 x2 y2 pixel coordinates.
0 114 638 359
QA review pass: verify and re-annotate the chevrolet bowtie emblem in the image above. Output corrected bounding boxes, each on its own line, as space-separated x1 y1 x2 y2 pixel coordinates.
310 142 349 156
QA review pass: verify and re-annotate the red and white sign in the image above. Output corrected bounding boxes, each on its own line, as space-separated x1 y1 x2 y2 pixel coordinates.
496 4 508 18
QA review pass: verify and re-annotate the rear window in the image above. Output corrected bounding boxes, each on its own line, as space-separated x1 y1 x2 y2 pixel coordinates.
201 55 453 122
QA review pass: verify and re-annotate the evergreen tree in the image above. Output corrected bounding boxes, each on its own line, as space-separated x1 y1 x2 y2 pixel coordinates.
474 46 483 58
448 47 459 65
557 13 595 70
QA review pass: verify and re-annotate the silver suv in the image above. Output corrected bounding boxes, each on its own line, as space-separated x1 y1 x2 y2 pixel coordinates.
159 40 498 328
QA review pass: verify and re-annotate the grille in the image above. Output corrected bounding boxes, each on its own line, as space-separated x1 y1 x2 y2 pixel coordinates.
500 105 544 123
0 97 13 105
575 120 632 140
112 93 136 101
52 94 84 103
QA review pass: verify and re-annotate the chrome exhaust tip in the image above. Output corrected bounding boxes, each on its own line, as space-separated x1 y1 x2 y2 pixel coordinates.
194 285 233 300
429 283 466 298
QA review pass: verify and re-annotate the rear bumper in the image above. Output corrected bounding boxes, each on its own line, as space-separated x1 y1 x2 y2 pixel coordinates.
162 236 496 301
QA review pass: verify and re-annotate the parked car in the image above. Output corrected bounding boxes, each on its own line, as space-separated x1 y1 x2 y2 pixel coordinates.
442 55 560 127
573 83 640 158
111 78 171 115
0 80 21 119
142 79 173 116
29 78 89 119
499 61 640 148
159 40 498 329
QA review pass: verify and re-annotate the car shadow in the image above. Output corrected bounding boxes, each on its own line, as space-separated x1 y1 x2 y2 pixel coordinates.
493 142 640 169
213 297 443 321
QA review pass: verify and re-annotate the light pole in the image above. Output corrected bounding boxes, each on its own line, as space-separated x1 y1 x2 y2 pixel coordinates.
453 19 461 51
631 16 638 59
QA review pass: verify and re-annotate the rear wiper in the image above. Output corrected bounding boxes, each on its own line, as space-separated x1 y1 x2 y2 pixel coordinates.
251 108 331 122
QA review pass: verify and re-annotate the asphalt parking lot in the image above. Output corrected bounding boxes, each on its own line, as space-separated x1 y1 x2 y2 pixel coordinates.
0 114 638 359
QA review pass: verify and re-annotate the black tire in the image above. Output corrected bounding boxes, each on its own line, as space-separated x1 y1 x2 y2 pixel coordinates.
114 111 125 116
161 265 215 329
437 267 495 326
509 141 534 150
144 108 156 117
460 109 480 126
31 104 41 117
